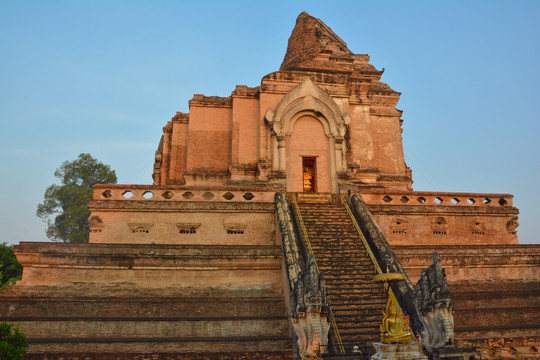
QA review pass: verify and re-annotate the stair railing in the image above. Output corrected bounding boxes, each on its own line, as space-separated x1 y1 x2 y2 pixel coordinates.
288 193 346 355
287 193 318 273
340 194 383 275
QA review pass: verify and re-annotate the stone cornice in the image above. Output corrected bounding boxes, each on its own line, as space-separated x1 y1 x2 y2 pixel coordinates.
367 204 519 216
14 242 282 257
189 94 232 108
171 112 189 123
89 200 274 212
232 85 260 98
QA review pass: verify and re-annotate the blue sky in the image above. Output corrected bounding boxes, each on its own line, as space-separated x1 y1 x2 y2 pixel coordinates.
1 1 539 245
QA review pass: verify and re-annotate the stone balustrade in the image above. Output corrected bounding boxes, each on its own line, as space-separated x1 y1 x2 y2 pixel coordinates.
92 185 275 203
92 186 515 207
358 190 514 207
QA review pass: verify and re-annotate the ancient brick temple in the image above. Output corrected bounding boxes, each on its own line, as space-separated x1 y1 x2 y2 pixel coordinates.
2 12 539 360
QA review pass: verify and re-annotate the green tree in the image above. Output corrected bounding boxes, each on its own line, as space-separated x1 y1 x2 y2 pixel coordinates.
0 323 28 360
36 153 117 243
0 244 22 290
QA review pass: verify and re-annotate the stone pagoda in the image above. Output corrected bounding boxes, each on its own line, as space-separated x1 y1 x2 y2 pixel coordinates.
2 12 539 360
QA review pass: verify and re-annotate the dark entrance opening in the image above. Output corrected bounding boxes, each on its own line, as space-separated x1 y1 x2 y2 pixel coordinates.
302 157 317 192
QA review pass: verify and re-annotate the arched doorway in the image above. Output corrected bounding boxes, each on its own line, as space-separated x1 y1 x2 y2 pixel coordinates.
288 115 330 192
265 78 351 193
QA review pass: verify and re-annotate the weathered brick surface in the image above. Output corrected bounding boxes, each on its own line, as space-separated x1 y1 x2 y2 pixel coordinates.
152 12 410 191
393 245 540 349
186 105 232 173
364 190 519 246
5 11 539 360
23 351 294 360
1 243 292 356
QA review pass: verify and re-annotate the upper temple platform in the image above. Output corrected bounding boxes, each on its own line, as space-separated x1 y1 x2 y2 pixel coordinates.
152 12 409 193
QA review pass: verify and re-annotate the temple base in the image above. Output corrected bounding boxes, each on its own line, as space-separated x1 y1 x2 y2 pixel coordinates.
371 342 428 360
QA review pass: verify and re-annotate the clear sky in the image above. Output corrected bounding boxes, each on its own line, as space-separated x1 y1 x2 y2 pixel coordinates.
1 1 539 245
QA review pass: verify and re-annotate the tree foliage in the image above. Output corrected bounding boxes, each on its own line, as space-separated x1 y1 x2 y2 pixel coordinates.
0 244 22 290
0 323 28 360
36 153 117 243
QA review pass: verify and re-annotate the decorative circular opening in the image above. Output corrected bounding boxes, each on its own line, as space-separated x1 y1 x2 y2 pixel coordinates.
162 191 174 199
182 191 194 199
223 192 235 200
142 191 153 199
203 192 214 200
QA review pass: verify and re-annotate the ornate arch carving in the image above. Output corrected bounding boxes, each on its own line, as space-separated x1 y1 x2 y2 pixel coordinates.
264 77 351 192
265 77 350 138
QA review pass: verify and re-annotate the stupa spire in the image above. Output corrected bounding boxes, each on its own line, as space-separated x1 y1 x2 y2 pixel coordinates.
280 12 353 71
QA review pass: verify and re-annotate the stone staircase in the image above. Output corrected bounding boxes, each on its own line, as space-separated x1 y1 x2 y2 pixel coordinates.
3 287 292 359
296 199 387 351
0 242 294 360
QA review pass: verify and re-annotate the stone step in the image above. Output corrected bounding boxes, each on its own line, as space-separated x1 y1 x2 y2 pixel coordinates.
334 332 379 341
326 288 383 297
312 249 371 256
320 263 375 269
309 239 361 243
24 336 294 356
331 302 386 311
334 317 381 326
322 275 380 282
324 280 380 288
319 270 379 278
309 239 365 245
335 317 380 325
336 323 381 332
1 284 293 356
316 258 374 264
330 304 385 312
1 296 286 319
325 283 383 291
314 260 375 271
306 229 356 232
336 323 380 332
330 301 385 310
306 238 359 243
318 269 377 276
11 317 290 339
326 290 384 299
329 299 385 307
313 249 371 255
329 297 386 305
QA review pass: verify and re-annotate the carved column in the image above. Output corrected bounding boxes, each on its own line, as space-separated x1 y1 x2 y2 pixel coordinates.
335 139 343 173
277 136 287 172
271 135 279 171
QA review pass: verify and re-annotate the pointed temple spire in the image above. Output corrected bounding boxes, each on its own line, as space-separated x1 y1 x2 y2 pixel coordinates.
280 12 353 71
280 12 382 78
